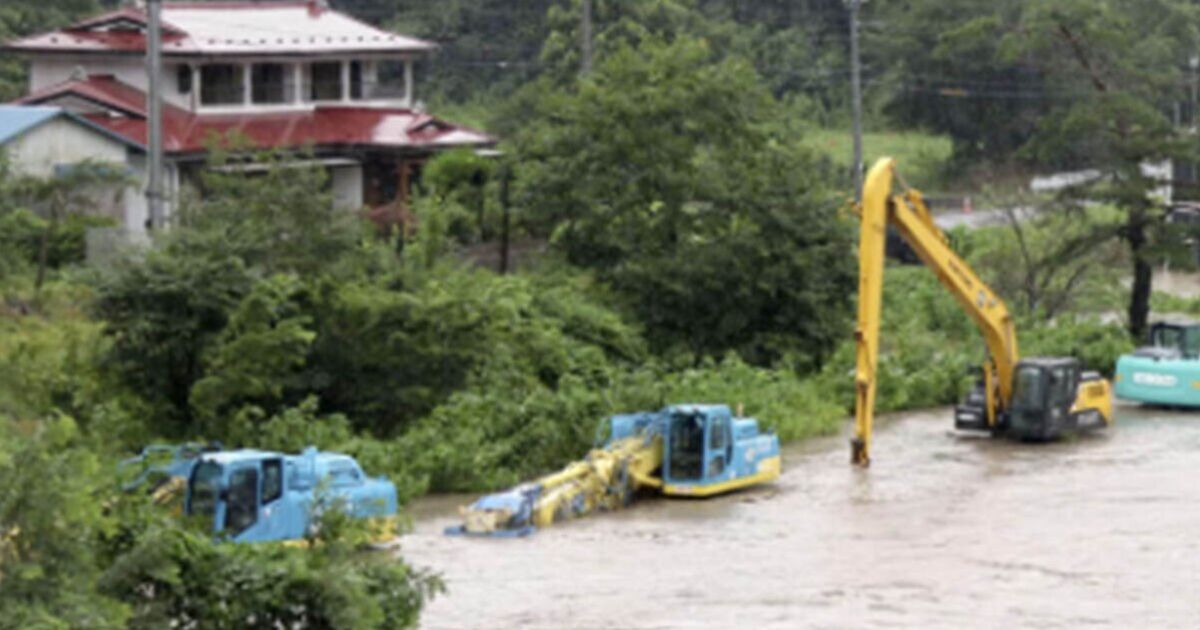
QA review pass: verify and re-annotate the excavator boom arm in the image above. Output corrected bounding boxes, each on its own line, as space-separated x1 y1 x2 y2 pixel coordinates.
852 159 1019 466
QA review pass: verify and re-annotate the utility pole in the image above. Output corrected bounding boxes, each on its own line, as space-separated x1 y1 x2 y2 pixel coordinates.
580 0 593 76
499 165 511 275
847 0 865 201
146 0 165 230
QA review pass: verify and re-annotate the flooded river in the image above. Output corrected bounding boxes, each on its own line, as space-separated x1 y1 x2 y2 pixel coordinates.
404 406 1200 629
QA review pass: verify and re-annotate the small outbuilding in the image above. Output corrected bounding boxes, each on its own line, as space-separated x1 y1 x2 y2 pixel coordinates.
0 104 148 231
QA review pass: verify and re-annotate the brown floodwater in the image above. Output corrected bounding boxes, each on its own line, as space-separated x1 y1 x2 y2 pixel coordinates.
403 405 1200 629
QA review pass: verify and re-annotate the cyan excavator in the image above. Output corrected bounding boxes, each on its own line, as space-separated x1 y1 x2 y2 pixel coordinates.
850 158 1113 466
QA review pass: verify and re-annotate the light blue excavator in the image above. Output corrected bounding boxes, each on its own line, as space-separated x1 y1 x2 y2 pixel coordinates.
120 444 398 543
447 404 782 537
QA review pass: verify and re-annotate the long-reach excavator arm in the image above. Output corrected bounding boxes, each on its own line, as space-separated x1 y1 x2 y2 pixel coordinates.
851 158 1109 466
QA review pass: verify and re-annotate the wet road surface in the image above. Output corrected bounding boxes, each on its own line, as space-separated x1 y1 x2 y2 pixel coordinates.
404 406 1200 629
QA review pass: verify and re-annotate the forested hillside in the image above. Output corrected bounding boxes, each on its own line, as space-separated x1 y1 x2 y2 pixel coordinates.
2 0 1196 627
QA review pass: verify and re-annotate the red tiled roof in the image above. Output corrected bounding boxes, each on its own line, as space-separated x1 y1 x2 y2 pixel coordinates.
16 76 493 155
5 2 433 56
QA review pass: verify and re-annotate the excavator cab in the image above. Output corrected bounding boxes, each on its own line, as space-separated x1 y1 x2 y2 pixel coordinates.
659 405 781 497
664 407 726 483
1007 358 1109 440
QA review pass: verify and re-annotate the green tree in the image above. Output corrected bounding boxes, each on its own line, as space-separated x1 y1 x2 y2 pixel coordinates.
0 417 128 629
0 0 112 100
870 0 1047 163
514 35 853 364
1001 0 1200 337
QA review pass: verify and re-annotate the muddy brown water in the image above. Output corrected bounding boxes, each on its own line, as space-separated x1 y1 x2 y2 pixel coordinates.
403 406 1200 629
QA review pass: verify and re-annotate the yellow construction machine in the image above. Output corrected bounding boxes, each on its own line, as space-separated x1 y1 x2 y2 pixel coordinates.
850 158 1113 466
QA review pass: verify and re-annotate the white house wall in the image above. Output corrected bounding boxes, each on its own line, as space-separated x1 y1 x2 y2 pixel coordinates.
31 56 192 109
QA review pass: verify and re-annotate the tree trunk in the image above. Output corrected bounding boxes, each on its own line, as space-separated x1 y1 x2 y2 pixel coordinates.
1126 219 1152 340
34 195 59 293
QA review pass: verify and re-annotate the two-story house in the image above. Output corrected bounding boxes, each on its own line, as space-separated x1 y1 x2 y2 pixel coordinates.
4 0 494 233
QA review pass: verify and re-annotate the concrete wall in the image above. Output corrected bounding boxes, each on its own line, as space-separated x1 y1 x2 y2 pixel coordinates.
331 163 364 210
4 116 149 233
6 116 128 176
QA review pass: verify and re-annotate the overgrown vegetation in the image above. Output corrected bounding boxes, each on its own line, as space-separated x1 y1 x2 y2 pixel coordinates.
5 0 1191 626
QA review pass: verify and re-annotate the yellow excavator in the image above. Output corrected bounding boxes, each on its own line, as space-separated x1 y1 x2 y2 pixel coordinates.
850 158 1113 466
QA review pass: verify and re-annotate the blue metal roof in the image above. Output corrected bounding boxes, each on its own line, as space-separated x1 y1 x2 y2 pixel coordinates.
0 105 62 145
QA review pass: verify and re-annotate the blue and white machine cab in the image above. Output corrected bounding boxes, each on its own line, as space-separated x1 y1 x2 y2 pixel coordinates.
183 447 398 543
607 404 782 497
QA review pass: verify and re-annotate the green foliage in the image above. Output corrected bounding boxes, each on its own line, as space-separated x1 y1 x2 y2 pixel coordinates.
962 202 1125 319
870 0 1039 163
310 265 649 439
190 274 317 439
180 152 361 277
0 159 129 286
514 34 854 364
0 0 108 101
0 209 114 276
1019 317 1133 378
800 128 954 191
93 250 253 432
0 417 127 629
1150 291 1200 316
99 524 440 630
658 356 844 442
394 352 849 493
817 266 978 412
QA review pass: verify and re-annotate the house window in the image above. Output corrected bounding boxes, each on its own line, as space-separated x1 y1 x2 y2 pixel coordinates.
251 63 289 104
308 61 342 101
200 64 243 105
372 60 407 99
177 66 192 94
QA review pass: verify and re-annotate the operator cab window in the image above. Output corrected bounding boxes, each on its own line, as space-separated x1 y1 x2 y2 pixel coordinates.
225 468 258 534
188 461 222 517
1184 327 1200 358
1153 325 1185 350
262 459 283 504
1048 367 1072 408
668 413 705 480
1013 366 1045 409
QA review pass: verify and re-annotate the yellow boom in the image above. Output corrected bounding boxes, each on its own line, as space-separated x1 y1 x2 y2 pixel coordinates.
851 158 1019 466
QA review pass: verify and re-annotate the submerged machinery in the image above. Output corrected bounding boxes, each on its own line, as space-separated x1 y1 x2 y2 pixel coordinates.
1114 319 1200 406
850 158 1113 466
121 445 398 543
447 404 781 536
